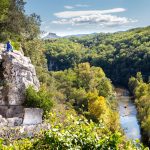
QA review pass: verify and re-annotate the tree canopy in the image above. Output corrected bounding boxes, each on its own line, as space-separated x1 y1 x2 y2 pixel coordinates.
45 26 150 86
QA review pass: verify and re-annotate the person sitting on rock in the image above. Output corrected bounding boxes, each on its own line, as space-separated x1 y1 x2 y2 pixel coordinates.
6 41 13 52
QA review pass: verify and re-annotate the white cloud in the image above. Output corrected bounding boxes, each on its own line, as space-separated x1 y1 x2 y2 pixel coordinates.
52 14 136 26
52 8 137 27
54 8 126 18
64 4 89 10
75 4 89 8
64 5 74 9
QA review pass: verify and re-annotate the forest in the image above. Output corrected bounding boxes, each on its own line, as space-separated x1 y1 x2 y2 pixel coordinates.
46 27 150 86
0 0 149 149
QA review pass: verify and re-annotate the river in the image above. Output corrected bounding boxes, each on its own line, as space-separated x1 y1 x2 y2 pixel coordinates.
116 88 141 140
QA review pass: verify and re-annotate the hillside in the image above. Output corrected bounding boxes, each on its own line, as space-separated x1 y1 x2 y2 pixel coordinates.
41 32 60 39
0 0 149 149
46 26 150 86
45 26 150 146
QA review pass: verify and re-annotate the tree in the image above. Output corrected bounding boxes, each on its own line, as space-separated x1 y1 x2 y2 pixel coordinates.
0 0 9 21
46 39 85 71
129 73 150 145
75 63 92 90
0 0 41 42
22 39 46 67
23 13 41 40
88 92 108 119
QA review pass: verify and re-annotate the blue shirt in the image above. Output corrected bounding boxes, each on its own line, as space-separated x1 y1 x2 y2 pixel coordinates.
6 42 13 51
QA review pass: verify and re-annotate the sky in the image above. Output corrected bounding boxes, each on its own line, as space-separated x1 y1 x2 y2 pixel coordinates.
25 0 150 36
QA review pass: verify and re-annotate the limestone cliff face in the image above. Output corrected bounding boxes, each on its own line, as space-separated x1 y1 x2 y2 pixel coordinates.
0 48 43 127
1 51 40 105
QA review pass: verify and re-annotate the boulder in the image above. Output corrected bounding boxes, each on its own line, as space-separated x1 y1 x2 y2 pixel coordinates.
0 44 5 60
23 108 43 125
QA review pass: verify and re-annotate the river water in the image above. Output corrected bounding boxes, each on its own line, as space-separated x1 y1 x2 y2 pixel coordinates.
116 88 141 140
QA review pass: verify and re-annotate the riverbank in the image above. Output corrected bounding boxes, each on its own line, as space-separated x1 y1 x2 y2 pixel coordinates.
116 88 141 140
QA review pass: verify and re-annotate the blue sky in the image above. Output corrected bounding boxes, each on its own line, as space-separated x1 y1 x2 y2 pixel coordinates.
25 0 150 36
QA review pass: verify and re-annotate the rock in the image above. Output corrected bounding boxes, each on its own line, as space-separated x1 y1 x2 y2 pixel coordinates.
0 43 5 54
0 106 24 118
0 123 50 139
0 49 43 129
23 108 43 125
7 117 23 127
20 123 51 138
0 106 8 117
0 86 3 90
0 115 8 126
21 125 37 137
1 50 40 105
6 106 24 118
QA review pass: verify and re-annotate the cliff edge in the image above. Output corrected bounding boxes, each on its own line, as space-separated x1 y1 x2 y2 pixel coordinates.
0 47 43 128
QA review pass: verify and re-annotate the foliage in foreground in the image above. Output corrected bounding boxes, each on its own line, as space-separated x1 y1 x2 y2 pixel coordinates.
0 114 148 150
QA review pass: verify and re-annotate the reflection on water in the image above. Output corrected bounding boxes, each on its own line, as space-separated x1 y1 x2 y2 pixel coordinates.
116 88 141 140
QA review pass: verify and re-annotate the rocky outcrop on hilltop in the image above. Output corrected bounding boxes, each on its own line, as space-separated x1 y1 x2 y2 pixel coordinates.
0 46 45 136
1 50 40 106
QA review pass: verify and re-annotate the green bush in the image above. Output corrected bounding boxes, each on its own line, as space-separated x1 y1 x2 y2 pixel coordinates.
11 41 20 50
25 85 53 113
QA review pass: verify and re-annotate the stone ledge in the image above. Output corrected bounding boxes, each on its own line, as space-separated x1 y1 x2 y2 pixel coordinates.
23 108 43 125
0 123 50 139
0 106 24 118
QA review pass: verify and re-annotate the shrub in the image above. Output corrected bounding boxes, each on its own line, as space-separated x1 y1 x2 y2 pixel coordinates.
33 114 146 150
0 114 148 150
25 85 53 113
11 41 20 50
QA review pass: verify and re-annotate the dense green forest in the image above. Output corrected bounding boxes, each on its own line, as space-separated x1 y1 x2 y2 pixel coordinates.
0 0 150 149
46 27 150 86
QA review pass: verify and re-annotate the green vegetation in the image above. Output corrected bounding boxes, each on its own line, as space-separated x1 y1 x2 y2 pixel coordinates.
44 28 150 148
0 114 147 150
129 73 150 145
51 62 119 130
44 29 150 148
0 0 40 42
45 39 86 71
0 0 9 22
25 85 53 113
0 0 150 149
46 27 150 86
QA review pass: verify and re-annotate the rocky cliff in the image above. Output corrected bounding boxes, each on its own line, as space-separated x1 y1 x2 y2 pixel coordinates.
1 50 40 105
0 46 43 128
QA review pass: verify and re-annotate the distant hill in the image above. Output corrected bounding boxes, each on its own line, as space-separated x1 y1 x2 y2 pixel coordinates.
64 33 97 38
41 32 60 39
40 32 97 40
